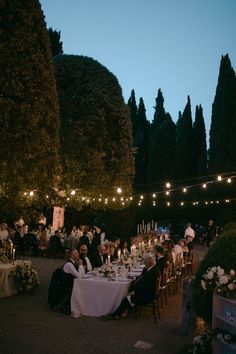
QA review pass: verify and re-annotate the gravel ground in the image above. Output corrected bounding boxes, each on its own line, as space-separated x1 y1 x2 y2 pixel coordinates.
0 245 207 354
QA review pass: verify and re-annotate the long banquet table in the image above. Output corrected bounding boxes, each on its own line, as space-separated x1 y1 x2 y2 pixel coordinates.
71 275 131 318
71 262 145 318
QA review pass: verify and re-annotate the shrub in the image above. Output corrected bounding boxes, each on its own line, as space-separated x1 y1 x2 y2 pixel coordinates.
191 229 236 324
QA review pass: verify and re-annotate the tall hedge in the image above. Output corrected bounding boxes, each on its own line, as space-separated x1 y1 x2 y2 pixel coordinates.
0 0 60 209
54 55 134 206
191 229 236 324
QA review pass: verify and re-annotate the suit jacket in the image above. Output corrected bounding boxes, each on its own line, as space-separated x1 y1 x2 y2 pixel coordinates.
156 256 166 276
91 251 108 268
132 265 161 304
78 235 90 249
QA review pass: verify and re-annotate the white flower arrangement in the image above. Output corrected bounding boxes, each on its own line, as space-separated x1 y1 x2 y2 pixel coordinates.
189 328 236 353
201 266 236 297
11 261 40 293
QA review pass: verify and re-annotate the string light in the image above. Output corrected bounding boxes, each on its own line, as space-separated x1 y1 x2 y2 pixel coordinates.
13 172 236 208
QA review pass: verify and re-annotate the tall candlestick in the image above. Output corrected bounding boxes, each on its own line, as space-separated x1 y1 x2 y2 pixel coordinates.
13 248 15 260
108 254 111 265
118 250 121 261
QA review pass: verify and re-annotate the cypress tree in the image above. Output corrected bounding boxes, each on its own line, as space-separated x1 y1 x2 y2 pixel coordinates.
157 113 176 180
48 27 63 56
192 105 207 176
134 98 150 190
127 89 138 146
147 89 171 186
175 96 194 179
152 89 166 130
209 54 236 173
0 0 60 209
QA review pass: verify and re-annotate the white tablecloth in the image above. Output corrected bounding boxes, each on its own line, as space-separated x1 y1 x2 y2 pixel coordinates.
0 260 31 297
71 276 131 318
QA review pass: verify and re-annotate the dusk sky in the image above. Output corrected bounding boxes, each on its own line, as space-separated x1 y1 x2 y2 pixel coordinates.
40 0 236 143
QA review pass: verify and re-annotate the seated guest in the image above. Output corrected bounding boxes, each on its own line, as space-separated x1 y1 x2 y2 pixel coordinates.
154 245 166 276
63 231 77 251
63 249 85 278
162 240 174 265
48 230 64 258
120 240 130 258
78 244 92 272
108 243 117 262
172 238 183 265
105 254 161 319
91 244 108 268
48 249 84 314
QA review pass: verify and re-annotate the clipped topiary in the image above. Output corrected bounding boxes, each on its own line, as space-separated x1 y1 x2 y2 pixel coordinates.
191 229 236 324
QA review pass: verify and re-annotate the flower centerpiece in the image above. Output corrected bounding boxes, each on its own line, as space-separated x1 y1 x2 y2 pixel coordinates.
11 261 40 293
99 264 113 277
201 266 236 298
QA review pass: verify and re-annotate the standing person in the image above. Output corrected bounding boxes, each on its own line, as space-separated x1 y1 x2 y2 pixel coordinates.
184 223 195 242
206 219 216 247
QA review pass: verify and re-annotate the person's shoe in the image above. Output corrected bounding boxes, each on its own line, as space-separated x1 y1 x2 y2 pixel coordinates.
121 309 129 318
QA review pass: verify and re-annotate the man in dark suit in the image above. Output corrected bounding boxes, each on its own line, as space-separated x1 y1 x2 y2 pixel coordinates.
106 254 161 319
154 244 166 276
91 244 108 268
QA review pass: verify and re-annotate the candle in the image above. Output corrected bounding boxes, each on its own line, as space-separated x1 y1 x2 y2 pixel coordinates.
13 248 15 260
118 250 121 261
142 241 144 251
108 255 111 265
131 245 134 255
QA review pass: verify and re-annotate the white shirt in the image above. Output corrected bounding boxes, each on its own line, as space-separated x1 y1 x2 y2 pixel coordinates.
63 260 85 278
0 229 8 242
184 226 195 239
84 256 92 272
172 244 183 264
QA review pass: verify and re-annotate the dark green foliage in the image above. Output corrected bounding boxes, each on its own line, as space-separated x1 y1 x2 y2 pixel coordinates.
175 96 194 179
192 105 207 176
133 98 150 190
0 0 60 209
209 54 236 173
152 89 166 130
191 229 236 324
54 55 134 206
147 90 176 187
127 89 138 146
48 27 63 56
157 113 177 179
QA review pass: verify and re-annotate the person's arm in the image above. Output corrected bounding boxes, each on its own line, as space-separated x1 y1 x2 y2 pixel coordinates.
63 262 85 278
